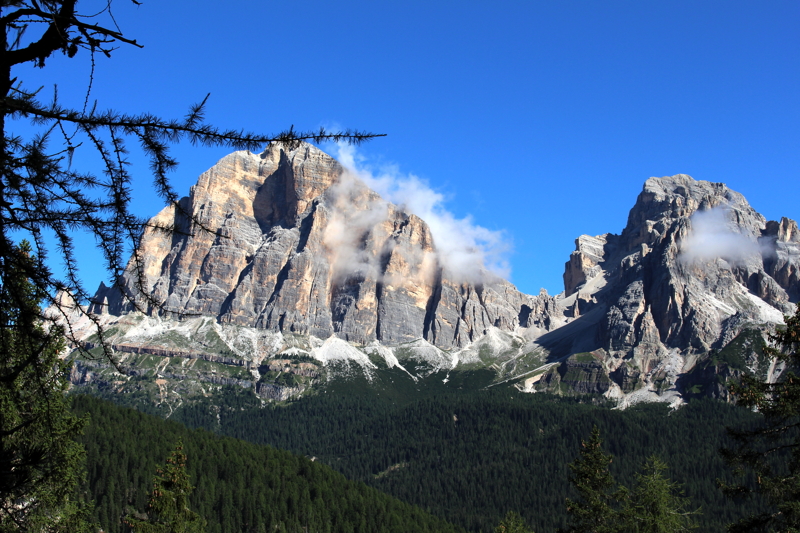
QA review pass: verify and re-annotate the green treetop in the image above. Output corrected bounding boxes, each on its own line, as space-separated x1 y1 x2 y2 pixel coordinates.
125 441 206 533
561 427 700 533
495 510 534 533
621 455 698 533
560 426 620 533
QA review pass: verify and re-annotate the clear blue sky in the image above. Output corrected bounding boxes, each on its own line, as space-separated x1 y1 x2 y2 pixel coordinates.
12 0 800 296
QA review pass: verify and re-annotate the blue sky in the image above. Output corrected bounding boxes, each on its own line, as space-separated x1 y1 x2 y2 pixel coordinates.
12 0 800 296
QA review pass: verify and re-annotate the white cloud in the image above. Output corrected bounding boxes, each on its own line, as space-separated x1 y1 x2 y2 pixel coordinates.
322 172 389 281
329 144 512 282
679 205 760 265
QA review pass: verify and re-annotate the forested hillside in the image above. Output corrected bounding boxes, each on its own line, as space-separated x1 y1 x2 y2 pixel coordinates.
71 395 464 533
84 381 764 532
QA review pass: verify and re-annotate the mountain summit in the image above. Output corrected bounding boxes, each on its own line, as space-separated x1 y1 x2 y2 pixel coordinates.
531 174 799 403
91 143 546 349
79 146 799 406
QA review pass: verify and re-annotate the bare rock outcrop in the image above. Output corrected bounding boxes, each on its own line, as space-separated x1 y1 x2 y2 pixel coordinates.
563 234 608 297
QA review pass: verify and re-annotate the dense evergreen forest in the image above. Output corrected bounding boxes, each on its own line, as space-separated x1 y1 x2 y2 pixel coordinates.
82 377 765 532
71 395 464 533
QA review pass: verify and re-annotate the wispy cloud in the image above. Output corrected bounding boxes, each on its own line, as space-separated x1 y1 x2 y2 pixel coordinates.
679 205 761 265
330 144 512 282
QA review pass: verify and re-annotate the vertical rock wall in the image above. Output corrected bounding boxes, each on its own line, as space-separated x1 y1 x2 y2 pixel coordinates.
93 143 539 349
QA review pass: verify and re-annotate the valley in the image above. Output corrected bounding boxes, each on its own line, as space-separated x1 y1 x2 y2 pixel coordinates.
73 388 764 532
60 143 799 532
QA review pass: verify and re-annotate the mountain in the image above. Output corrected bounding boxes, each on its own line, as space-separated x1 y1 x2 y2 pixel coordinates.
68 144 799 408
530 175 799 405
90 143 546 349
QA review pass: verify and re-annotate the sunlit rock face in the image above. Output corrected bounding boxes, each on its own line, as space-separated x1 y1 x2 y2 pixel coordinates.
91 143 545 349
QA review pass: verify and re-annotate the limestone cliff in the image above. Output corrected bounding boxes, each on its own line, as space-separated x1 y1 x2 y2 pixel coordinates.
91 143 546 349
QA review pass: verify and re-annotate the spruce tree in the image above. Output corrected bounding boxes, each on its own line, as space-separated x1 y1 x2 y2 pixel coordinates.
621 455 698 533
560 426 621 533
125 441 205 533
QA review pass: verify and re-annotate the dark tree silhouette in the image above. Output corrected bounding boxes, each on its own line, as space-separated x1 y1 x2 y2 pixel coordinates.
560 426 621 533
0 242 94 531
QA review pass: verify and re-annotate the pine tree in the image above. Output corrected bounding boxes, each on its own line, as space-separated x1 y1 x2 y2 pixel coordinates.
125 441 206 533
721 303 800 532
560 426 621 533
0 241 94 532
620 455 698 533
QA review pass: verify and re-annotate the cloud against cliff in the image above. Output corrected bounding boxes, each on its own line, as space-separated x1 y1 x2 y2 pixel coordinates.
679 205 760 265
322 172 389 279
332 144 512 281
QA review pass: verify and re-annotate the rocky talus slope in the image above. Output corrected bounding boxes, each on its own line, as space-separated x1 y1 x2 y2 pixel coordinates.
76 146 798 406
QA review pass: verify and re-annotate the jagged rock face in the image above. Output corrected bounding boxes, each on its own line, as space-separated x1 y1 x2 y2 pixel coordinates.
81 165 799 404
545 174 799 381
563 234 607 296
762 217 800 302
92 143 539 349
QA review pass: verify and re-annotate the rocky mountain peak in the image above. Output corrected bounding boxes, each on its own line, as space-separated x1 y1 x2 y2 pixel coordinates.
76 164 798 406
543 174 798 403
765 217 800 243
92 143 543 349
623 175 764 252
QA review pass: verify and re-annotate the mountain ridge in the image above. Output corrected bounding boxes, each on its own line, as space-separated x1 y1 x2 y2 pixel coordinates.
69 144 799 407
